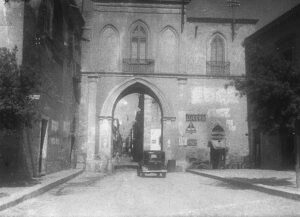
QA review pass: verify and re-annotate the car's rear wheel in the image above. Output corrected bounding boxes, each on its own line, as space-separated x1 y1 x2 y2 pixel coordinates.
162 172 166 178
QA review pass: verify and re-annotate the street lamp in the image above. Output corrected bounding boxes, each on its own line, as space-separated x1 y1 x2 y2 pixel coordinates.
226 0 240 41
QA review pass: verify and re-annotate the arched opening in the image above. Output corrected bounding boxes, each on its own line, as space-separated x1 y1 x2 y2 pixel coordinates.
112 83 163 163
96 78 175 171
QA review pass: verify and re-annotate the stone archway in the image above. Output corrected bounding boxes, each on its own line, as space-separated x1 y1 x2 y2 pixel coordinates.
101 78 174 118
97 78 176 172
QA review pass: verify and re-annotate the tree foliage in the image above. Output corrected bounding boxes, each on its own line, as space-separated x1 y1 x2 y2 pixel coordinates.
0 47 40 131
230 43 300 132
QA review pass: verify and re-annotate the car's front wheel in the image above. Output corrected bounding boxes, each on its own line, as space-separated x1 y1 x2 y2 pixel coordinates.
162 172 166 178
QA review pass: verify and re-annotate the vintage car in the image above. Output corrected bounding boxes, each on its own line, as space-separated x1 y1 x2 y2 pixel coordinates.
137 150 167 178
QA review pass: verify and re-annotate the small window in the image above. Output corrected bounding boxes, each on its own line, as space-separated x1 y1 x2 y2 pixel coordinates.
131 25 147 61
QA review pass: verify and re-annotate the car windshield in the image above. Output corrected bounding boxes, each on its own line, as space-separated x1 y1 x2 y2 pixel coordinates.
144 152 163 162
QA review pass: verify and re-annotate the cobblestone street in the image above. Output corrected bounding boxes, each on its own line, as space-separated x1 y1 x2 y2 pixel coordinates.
1 170 300 217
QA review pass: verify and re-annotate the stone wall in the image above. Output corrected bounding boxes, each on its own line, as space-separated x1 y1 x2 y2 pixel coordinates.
80 1 256 171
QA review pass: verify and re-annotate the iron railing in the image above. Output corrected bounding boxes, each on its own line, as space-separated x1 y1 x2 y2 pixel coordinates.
206 61 230 76
122 58 155 73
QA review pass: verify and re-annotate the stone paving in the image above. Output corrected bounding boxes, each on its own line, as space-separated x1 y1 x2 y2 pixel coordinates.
1 169 300 217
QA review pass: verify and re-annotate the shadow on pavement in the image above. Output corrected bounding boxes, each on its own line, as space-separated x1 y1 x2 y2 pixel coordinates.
210 177 294 191
51 174 105 196
212 181 251 190
230 177 294 187
137 176 166 179
0 178 40 187
67 175 105 187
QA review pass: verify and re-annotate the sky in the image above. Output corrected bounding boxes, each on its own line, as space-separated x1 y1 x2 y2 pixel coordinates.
187 0 300 30
114 94 140 139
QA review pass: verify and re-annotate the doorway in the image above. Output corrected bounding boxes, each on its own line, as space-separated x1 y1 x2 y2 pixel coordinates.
209 125 226 169
38 119 48 175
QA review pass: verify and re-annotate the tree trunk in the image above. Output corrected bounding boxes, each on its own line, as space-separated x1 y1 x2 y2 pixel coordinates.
279 127 288 169
295 121 300 188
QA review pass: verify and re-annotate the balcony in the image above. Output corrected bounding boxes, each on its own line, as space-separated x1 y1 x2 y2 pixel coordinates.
123 58 155 73
206 61 230 76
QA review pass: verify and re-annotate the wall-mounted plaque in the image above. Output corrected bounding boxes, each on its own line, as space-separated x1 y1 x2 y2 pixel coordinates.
187 139 197 146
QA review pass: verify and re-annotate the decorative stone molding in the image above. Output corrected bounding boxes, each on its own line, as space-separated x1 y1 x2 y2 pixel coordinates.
98 116 113 121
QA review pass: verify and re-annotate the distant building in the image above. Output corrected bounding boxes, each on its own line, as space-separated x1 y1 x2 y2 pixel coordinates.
79 0 258 171
0 0 84 178
245 4 300 170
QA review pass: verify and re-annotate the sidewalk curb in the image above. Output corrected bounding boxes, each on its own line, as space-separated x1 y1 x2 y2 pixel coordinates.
187 169 300 201
0 169 84 212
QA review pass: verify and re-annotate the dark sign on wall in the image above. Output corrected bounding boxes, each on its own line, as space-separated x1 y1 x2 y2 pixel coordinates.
187 139 197 146
186 114 206 122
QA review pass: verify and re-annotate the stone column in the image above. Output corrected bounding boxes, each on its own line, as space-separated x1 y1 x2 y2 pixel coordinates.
143 95 152 150
86 78 97 171
98 116 113 173
162 117 177 162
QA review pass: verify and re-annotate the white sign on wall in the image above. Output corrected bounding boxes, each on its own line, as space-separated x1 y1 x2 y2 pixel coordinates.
63 121 70 134
179 136 187 146
51 120 59 132
191 87 239 105
226 119 237 131
150 129 161 150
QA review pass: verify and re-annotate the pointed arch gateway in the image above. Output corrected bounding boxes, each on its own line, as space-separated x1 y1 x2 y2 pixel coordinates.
101 78 174 118
98 78 176 168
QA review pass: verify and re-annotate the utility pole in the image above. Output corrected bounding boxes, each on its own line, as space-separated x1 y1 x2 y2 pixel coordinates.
225 0 240 41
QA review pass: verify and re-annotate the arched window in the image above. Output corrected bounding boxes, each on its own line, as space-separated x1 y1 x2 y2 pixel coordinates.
131 25 147 61
211 35 225 62
207 34 229 75
211 125 225 140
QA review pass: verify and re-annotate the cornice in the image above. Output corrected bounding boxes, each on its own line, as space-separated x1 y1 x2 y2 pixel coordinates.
91 0 190 5
187 17 258 25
